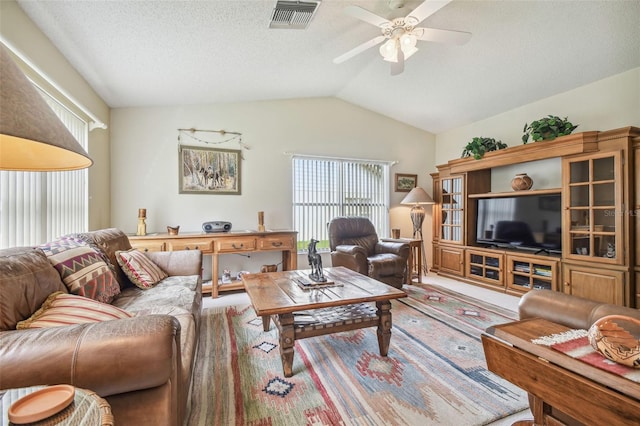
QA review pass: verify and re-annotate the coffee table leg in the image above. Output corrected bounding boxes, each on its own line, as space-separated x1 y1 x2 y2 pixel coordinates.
376 300 392 356
278 313 295 377
262 315 271 331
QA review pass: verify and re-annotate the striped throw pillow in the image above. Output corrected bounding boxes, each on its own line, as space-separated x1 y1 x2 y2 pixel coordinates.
17 292 133 329
116 249 168 289
39 237 120 303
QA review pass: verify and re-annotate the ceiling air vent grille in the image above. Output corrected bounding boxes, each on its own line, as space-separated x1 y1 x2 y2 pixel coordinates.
269 1 320 30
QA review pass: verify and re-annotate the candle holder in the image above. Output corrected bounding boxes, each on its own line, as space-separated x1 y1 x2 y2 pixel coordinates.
137 208 147 236
257 211 265 232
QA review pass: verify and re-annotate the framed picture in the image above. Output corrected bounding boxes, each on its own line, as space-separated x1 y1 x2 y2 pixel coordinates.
179 145 241 194
395 173 417 192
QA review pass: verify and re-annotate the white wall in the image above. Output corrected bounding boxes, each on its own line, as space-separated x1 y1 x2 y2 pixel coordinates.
435 67 640 166
110 98 435 277
0 0 112 229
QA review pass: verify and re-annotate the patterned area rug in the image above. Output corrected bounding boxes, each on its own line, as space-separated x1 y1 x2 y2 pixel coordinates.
188 283 528 425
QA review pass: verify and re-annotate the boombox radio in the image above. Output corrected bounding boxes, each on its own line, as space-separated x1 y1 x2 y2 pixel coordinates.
202 221 232 233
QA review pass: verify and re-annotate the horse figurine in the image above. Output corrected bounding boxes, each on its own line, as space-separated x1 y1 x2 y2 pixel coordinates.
307 239 326 282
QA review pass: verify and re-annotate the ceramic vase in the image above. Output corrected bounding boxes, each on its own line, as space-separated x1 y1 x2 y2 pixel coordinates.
587 315 640 368
511 173 533 191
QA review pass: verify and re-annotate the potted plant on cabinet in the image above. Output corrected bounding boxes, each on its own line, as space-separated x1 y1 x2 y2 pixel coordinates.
461 137 507 160
522 115 578 143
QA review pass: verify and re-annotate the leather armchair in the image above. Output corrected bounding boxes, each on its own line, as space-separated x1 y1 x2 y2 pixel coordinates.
328 217 410 289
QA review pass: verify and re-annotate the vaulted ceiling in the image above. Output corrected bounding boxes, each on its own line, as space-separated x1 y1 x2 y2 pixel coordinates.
17 0 640 134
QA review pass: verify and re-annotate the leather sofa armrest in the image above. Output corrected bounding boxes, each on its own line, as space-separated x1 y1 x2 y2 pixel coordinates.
518 290 600 330
331 245 368 275
146 250 202 276
375 241 409 258
0 315 180 397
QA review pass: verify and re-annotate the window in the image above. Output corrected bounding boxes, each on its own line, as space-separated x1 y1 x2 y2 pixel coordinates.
292 155 390 252
0 87 88 248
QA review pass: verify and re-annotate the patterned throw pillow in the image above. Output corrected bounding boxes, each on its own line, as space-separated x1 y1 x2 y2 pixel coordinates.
39 237 120 303
17 292 133 329
116 249 168 289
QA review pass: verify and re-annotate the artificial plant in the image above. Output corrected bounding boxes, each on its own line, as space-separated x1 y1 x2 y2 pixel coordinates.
461 137 507 160
522 115 578 143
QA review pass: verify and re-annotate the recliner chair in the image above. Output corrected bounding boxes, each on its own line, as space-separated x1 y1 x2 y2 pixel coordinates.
328 217 410 289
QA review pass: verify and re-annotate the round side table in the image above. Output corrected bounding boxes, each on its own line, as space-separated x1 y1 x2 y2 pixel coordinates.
0 386 114 426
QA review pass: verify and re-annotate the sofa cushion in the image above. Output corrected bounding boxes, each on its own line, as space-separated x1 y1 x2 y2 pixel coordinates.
39 238 120 303
116 249 168 289
0 247 68 331
16 291 133 329
112 275 200 315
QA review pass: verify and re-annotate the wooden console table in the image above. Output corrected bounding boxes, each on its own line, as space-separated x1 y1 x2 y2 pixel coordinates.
482 318 640 426
129 230 297 297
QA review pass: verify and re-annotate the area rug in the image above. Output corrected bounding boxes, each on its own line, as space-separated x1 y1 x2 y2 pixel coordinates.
188 283 528 425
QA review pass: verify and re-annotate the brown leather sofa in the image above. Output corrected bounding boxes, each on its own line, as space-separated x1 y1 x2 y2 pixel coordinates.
518 290 640 425
0 228 202 425
328 217 410 289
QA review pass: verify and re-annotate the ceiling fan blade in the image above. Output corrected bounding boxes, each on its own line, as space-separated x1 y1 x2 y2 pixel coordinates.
333 35 386 64
413 27 472 45
390 48 405 76
406 0 452 26
344 5 391 28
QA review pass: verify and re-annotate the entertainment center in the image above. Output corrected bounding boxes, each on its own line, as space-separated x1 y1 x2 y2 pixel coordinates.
430 126 640 307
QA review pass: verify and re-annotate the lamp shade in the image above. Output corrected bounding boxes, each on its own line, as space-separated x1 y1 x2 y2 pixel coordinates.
0 44 92 171
401 187 435 205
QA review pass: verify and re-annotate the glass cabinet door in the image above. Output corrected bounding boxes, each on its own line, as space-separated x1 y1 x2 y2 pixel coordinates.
441 176 464 244
565 152 622 263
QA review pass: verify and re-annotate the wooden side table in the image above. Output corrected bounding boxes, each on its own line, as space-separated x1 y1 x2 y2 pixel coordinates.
0 386 114 426
382 238 423 284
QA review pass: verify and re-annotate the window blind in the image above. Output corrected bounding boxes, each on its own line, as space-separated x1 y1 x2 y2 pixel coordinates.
0 88 88 248
292 155 390 252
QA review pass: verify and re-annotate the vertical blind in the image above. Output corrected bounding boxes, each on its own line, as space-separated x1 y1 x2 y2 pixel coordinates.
292 155 390 252
0 87 88 248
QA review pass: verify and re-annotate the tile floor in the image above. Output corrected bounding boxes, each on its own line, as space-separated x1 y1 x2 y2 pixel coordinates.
201 272 533 425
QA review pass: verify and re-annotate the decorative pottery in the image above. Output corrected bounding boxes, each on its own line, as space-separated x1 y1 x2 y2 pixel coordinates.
167 225 180 235
511 173 533 191
587 315 640 368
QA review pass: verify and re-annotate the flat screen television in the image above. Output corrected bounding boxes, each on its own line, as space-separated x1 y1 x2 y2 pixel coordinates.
475 194 562 253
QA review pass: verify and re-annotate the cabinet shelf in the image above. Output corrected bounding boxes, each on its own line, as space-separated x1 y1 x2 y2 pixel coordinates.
468 188 561 199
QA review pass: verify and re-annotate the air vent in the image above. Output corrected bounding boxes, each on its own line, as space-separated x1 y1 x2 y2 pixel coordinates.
269 1 321 30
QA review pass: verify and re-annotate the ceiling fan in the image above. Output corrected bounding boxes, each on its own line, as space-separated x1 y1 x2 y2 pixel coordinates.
333 0 471 75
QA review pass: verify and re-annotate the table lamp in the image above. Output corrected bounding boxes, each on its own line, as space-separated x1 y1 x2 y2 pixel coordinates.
401 186 435 240
0 44 92 171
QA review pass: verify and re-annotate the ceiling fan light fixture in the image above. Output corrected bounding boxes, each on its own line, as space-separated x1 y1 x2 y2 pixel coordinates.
401 44 418 59
379 39 398 62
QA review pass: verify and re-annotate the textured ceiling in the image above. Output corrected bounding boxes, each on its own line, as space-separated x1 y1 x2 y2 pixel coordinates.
17 0 640 134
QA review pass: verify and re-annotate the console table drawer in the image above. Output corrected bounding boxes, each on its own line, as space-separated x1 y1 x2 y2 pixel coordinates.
215 238 256 252
131 241 165 252
258 236 294 250
167 240 212 252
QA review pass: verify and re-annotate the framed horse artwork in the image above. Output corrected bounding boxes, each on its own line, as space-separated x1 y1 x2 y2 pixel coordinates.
178 145 241 194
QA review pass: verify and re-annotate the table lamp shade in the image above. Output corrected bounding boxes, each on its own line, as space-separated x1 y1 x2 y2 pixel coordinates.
401 187 434 239
0 44 92 171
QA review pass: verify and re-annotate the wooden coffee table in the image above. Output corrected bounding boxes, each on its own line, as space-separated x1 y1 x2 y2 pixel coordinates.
482 318 640 426
242 266 406 377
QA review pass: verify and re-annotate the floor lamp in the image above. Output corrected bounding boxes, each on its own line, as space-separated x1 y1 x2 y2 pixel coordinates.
401 187 435 275
1 44 92 171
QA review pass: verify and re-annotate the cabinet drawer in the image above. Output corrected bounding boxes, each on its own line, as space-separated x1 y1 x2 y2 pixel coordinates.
167 239 212 252
257 236 294 250
215 238 256 252
131 241 165 252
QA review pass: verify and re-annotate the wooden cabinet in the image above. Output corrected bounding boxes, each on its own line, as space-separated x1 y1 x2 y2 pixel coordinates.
506 254 558 294
439 175 465 245
563 151 623 264
430 127 639 306
562 263 625 305
466 249 503 287
129 230 298 298
438 245 465 277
